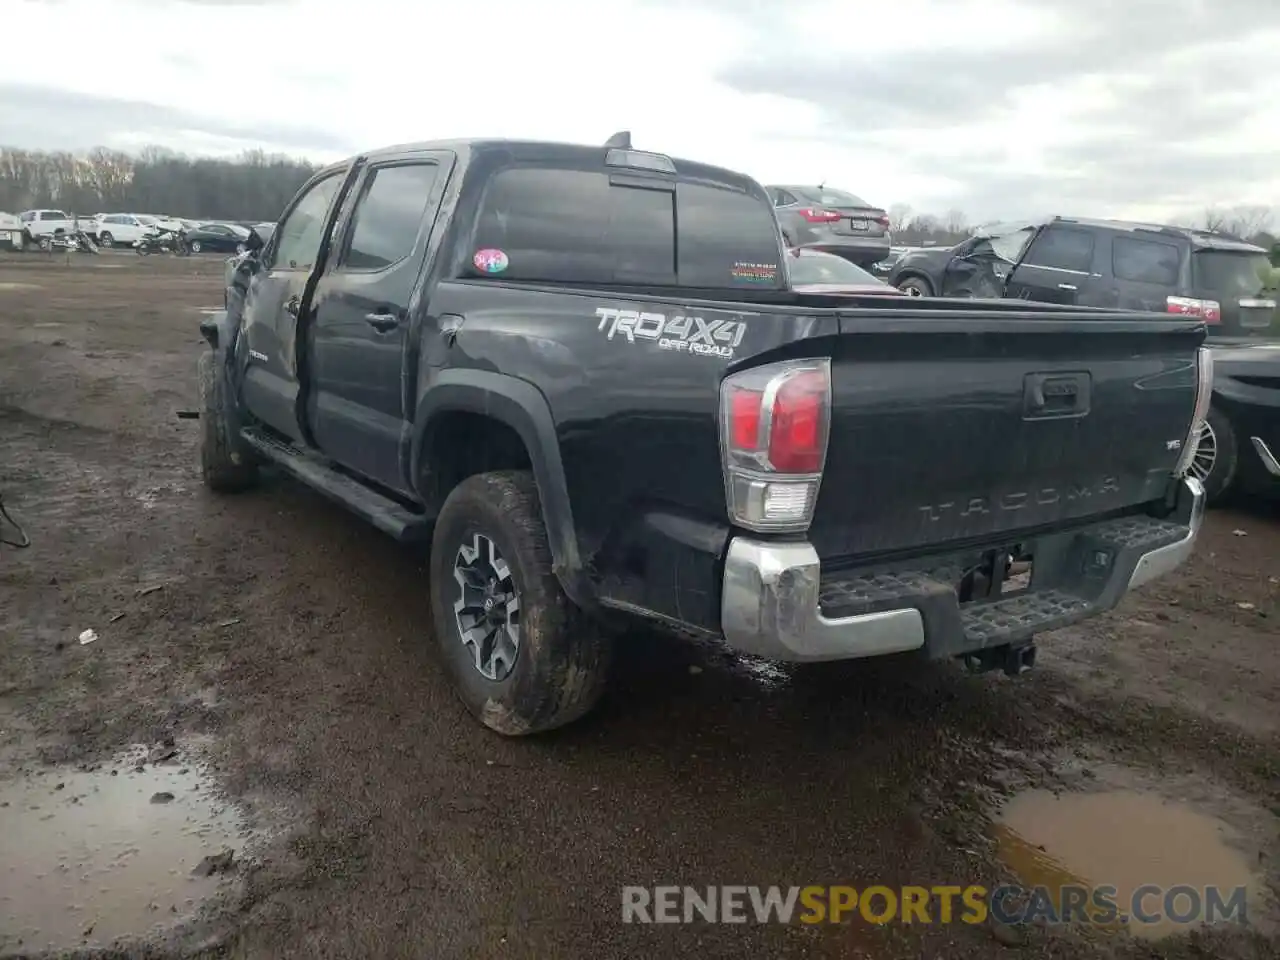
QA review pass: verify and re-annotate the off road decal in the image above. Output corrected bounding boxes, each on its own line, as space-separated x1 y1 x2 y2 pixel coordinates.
595 307 746 359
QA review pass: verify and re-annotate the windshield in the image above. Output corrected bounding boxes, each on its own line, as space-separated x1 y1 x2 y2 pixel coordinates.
1193 251 1274 297
795 187 868 208
788 251 882 285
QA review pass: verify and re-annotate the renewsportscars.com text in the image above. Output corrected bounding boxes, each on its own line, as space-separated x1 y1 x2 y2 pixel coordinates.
621 884 1249 927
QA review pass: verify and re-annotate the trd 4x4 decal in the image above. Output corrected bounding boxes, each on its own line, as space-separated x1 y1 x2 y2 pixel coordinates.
595 307 745 359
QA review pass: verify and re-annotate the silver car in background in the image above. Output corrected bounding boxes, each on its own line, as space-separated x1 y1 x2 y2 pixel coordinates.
766 184 891 267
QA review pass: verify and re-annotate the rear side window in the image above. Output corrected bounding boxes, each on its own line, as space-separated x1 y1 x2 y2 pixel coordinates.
469 167 783 289
1192 250 1271 296
1024 226 1094 272
1113 237 1180 286
342 163 440 271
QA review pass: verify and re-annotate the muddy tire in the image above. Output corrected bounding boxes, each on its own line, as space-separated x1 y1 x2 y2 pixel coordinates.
197 350 259 493
429 470 610 736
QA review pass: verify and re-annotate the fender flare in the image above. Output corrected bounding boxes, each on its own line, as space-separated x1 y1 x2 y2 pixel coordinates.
411 369 589 606
197 309 254 444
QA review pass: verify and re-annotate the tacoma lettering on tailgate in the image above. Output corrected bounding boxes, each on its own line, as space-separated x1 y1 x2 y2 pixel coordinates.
918 477 1121 522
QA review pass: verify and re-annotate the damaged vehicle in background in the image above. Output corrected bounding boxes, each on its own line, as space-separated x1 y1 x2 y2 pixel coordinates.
888 217 1277 339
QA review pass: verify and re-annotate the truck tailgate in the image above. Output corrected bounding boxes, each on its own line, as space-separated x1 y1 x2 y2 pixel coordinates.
810 315 1204 560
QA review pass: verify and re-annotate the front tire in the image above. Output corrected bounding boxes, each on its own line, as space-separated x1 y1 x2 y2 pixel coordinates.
1189 405 1238 505
190 239 202 254
429 470 610 736
897 276 933 297
198 351 259 492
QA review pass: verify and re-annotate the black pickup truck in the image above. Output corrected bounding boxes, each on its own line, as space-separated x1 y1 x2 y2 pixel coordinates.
200 136 1213 736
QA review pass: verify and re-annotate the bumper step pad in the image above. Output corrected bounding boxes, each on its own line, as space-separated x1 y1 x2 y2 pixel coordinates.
816 512 1191 655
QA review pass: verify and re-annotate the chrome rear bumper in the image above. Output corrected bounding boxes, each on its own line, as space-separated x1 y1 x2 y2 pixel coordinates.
720 476 1205 662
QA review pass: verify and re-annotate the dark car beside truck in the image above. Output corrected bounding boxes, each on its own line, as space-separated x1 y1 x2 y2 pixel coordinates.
888 217 1276 339
200 136 1212 736
1193 342 1280 502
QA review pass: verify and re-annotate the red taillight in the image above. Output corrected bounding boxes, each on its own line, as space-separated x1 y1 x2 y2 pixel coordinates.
799 207 842 224
768 371 826 472
729 387 763 450
875 214 890 228
1167 295 1221 324
720 360 832 532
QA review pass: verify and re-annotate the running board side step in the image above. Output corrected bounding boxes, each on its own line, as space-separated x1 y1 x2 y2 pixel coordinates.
239 427 433 543
1251 436 1280 478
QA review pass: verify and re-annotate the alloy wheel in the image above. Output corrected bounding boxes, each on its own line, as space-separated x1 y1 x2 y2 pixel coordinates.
1188 420 1217 484
452 532 521 681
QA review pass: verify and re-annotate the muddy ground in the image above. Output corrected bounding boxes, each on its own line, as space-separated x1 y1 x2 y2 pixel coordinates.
0 253 1277 960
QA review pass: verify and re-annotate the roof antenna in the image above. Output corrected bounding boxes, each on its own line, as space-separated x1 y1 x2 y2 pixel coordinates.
604 130 632 149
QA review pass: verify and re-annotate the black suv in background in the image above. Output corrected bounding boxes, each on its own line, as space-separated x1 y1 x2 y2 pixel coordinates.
888 217 1276 339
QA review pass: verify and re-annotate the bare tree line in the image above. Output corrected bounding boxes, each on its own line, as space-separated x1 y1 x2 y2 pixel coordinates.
0 145 319 223
1 144 1275 253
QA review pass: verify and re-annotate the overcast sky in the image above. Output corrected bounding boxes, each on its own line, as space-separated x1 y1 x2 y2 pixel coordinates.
3 0 1278 223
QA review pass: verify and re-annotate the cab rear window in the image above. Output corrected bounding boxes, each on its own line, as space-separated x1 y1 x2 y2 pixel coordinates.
469 167 784 290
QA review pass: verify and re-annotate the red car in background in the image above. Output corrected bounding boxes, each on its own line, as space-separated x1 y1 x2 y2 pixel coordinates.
786 247 906 296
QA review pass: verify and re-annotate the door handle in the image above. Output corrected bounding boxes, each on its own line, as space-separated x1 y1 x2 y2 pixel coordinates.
1058 283 1078 291
364 310 402 333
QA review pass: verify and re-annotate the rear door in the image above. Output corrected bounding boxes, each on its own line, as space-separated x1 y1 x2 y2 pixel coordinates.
1107 233 1187 313
1004 225 1100 305
1191 247 1277 337
240 168 347 441
308 151 451 492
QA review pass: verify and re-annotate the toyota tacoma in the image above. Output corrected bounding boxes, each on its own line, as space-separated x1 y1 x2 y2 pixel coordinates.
199 134 1213 736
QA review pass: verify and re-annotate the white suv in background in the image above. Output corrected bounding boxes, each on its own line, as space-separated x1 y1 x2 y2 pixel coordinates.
94 214 158 248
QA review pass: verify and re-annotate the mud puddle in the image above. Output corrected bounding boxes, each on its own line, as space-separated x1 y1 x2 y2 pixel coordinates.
994 786 1267 940
0 747 245 955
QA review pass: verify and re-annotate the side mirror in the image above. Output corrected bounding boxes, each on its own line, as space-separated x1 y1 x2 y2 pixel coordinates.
245 228 266 253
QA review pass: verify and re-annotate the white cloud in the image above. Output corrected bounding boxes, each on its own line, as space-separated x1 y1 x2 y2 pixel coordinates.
4 0 1279 223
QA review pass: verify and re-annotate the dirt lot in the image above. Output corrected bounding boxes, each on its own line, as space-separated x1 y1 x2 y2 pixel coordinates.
1 253 1278 960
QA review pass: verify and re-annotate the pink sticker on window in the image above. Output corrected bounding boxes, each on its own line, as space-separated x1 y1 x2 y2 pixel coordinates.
473 248 509 274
